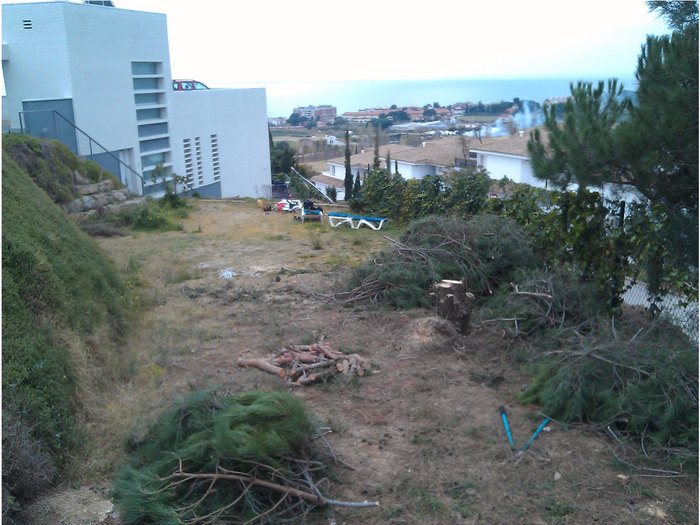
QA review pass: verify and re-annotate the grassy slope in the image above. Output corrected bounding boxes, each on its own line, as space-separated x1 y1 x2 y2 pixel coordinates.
2 140 127 469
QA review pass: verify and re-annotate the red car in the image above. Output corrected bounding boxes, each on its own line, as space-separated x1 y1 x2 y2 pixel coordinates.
172 79 209 91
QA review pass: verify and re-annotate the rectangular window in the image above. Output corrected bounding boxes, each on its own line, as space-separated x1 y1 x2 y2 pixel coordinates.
136 108 162 121
139 137 169 153
133 77 160 90
131 62 158 75
138 122 168 138
134 93 161 105
141 152 165 167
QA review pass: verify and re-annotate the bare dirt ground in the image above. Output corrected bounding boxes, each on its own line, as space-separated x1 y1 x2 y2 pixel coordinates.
22 199 697 524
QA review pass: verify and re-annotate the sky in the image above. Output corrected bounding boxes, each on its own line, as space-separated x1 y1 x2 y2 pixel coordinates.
112 0 670 84
2 0 672 84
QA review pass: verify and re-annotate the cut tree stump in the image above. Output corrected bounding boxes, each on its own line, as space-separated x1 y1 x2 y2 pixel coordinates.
431 279 476 334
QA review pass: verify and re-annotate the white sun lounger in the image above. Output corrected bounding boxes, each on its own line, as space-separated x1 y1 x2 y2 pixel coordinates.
327 212 388 230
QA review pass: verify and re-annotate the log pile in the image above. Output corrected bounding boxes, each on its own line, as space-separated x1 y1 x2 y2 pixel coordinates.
238 339 371 386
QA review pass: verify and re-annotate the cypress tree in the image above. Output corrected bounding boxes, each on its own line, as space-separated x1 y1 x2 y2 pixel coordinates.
373 126 380 170
343 128 353 200
353 172 361 198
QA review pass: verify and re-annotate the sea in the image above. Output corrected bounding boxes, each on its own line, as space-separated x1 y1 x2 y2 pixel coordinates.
214 76 638 118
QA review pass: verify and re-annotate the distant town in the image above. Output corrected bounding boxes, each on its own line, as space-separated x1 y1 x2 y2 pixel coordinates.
268 97 569 133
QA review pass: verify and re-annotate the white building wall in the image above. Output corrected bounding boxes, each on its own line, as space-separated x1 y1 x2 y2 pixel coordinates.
2 3 73 126
2 1 271 199
477 152 547 189
170 88 271 198
63 3 171 157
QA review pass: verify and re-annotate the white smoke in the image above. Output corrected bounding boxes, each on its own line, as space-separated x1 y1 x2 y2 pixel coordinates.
488 100 545 137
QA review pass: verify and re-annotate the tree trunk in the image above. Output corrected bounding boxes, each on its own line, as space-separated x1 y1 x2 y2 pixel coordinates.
432 279 475 334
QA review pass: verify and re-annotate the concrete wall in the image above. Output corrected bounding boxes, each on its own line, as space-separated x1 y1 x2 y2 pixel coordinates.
169 88 271 198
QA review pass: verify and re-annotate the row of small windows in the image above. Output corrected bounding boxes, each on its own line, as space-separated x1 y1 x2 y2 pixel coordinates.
211 134 220 181
181 136 224 186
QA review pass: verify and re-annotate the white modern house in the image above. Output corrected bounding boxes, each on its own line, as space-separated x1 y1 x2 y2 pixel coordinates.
470 132 546 188
2 0 271 198
316 138 468 200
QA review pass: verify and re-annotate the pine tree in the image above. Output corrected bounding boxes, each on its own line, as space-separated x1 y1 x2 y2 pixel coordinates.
353 172 361 198
385 151 392 174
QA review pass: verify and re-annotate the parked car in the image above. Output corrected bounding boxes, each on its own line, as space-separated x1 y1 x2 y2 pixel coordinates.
172 79 209 91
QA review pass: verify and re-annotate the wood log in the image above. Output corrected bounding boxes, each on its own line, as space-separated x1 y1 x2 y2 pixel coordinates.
433 279 476 334
311 342 344 360
237 357 285 377
295 374 317 386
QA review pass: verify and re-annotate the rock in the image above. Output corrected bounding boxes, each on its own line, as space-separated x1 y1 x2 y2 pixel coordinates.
73 170 90 185
19 487 118 525
96 180 114 192
553 471 562 481
76 183 100 196
67 198 86 213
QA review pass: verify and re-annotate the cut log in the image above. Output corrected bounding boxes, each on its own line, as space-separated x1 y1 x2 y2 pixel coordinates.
433 279 476 334
237 357 285 377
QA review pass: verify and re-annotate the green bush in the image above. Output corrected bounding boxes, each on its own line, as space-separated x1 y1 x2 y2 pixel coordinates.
131 204 182 232
113 390 329 524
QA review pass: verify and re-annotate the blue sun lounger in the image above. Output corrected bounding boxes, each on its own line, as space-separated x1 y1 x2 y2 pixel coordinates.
327 212 388 230
300 207 323 223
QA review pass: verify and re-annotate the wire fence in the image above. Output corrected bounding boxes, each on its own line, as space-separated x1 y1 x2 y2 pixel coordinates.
609 199 698 341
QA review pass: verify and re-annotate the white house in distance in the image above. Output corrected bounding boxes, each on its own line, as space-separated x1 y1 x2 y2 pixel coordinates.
2 0 271 198
314 133 548 200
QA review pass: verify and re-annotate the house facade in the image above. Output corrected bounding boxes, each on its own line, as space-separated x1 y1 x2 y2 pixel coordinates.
2 1 271 198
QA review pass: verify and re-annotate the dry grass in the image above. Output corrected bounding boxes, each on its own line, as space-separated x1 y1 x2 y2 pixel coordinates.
73 199 698 524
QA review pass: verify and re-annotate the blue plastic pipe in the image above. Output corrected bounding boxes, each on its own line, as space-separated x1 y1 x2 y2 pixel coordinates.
498 406 516 450
522 417 550 451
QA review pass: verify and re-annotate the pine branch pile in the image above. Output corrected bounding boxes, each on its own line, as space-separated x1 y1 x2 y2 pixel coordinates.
237 338 371 386
337 214 537 309
519 323 698 472
113 390 376 524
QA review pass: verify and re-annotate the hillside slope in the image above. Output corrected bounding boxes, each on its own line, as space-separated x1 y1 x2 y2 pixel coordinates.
2 138 128 517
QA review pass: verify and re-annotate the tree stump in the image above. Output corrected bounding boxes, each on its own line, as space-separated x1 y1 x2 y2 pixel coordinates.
431 279 475 334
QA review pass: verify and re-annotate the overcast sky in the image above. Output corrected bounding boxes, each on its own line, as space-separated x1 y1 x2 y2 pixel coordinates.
4 0 672 84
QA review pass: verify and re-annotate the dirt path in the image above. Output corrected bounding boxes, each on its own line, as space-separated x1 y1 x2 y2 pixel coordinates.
23 200 697 524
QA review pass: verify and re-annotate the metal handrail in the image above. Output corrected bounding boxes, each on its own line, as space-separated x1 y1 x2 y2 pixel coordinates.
19 109 144 195
290 167 334 203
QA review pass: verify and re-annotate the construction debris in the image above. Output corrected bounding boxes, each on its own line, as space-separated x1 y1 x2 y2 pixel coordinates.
238 337 371 386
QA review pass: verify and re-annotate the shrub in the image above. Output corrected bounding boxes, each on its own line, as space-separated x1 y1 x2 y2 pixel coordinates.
2 404 57 511
131 204 182 232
